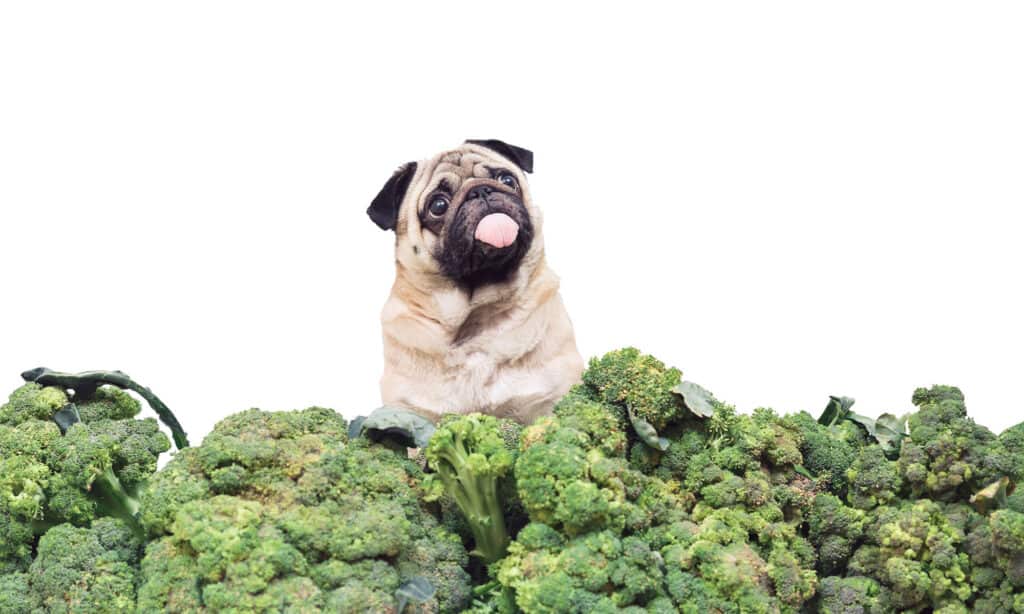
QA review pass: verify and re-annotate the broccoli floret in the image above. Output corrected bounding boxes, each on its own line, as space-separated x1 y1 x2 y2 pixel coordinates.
993 421 1024 487
847 500 972 610
661 505 817 611
552 394 628 457
0 382 68 424
846 446 902 510
899 385 1000 501
0 383 171 572
514 418 613 535
514 409 663 537
784 411 864 495
744 407 805 468
22 518 143 613
661 569 732 614
495 525 665 611
807 494 866 576
0 572 39 614
423 413 518 564
137 406 471 613
580 347 686 431
813 575 889 613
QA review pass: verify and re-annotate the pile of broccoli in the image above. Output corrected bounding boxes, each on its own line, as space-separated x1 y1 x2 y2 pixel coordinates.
136 406 473 612
3 349 1024 613
0 376 176 612
450 349 1024 613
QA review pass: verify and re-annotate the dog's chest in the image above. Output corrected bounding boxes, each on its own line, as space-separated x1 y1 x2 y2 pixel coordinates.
438 342 553 420
380 272 581 422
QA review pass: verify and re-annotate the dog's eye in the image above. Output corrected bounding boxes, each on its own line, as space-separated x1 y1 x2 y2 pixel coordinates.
428 196 449 216
497 172 518 190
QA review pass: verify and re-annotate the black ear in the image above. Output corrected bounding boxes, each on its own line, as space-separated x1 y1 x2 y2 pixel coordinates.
465 139 534 173
367 162 417 231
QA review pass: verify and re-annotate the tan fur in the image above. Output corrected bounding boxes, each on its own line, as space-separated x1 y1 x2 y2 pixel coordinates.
379 143 584 423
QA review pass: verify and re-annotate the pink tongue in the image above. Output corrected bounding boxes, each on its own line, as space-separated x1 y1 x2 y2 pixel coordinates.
474 213 519 248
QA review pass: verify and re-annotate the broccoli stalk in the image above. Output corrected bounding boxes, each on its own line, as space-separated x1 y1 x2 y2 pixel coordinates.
424 414 515 564
90 467 144 540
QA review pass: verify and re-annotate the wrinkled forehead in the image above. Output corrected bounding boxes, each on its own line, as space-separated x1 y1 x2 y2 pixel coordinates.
422 149 508 193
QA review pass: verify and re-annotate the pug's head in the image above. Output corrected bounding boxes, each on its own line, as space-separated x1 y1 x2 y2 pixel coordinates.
367 139 540 288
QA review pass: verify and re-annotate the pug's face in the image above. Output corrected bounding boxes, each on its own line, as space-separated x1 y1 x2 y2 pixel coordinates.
368 140 540 288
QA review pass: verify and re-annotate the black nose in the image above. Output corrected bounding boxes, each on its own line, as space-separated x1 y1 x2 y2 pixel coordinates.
467 185 492 200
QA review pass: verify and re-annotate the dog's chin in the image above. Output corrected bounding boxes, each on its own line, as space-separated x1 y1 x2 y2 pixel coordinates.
438 199 534 288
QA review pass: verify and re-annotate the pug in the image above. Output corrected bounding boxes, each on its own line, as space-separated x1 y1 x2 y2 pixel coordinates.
367 139 584 424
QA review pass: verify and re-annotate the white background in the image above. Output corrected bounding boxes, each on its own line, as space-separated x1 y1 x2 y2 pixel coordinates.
1 2 1022 451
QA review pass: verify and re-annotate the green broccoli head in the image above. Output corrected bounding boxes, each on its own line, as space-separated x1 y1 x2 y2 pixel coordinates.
137 406 471 613
0 454 50 568
992 421 1024 487
581 348 686 431
74 385 144 422
784 411 864 495
847 500 972 611
660 506 817 611
495 524 666 611
0 383 170 571
0 572 38 614
552 393 629 457
423 413 518 564
27 518 143 613
807 494 866 576
962 507 1024 606
0 382 68 424
899 385 1000 501
514 414 662 537
846 445 903 510
813 575 890 613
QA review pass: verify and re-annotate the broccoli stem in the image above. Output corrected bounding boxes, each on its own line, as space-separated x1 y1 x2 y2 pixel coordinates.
89 467 145 540
30 517 62 536
436 433 509 564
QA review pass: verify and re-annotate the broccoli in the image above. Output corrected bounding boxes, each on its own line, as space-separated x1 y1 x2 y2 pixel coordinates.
961 507 1024 610
846 500 973 611
0 517 143 613
992 421 1024 513
423 413 519 564
494 524 665 611
807 494 866 576
513 397 660 537
137 406 472 613
29 518 143 612
0 382 171 571
898 385 1001 501
580 347 686 431
497 361 820 612
784 411 865 496
0 573 37 614
812 575 890 613
846 445 903 510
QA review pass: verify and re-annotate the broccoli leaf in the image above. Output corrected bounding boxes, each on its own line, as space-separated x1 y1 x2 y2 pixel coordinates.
21 367 189 449
671 380 715 419
845 410 908 459
844 411 875 434
872 413 909 457
356 406 436 449
347 415 367 441
628 407 670 451
395 576 436 613
51 402 81 435
817 395 856 427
